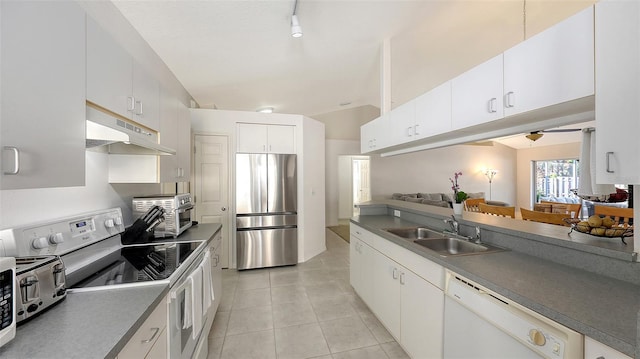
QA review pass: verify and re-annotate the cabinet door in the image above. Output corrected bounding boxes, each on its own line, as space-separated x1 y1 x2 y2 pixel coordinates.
1 1 86 189
237 123 268 153
118 297 167 359
87 16 133 119
371 251 401 340
349 237 362 294
504 6 594 117
267 125 295 154
451 54 504 130
400 270 444 359
132 61 160 131
159 88 179 182
388 100 416 147
595 1 640 184
584 336 632 359
360 113 389 154
359 240 376 307
414 81 452 139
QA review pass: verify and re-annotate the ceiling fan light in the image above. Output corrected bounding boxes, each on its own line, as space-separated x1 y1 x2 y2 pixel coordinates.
291 15 302 38
257 107 274 113
526 132 543 142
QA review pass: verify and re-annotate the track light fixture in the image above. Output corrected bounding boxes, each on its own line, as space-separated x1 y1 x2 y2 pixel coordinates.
291 0 302 38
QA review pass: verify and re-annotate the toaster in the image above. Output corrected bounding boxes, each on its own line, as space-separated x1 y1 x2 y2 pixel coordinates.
15 256 66 323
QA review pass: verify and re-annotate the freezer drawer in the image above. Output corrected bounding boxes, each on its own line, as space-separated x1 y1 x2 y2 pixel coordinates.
236 214 297 229
236 228 297 270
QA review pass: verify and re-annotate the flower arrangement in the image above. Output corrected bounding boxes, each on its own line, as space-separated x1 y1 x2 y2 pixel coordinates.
449 172 468 204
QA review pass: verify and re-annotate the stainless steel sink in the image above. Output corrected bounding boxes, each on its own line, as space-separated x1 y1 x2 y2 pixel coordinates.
383 227 444 240
383 226 505 257
413 238 504 257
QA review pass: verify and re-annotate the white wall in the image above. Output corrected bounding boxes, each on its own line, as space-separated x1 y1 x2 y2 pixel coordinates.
0 151 160 229
371 142 517 205
516 142 581 210
325 140 361 227
311 105 379 141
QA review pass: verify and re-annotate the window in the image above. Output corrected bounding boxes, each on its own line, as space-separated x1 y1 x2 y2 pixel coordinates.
534 159 579 202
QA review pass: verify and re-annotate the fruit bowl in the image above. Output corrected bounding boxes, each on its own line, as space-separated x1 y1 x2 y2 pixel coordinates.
565 218 633 244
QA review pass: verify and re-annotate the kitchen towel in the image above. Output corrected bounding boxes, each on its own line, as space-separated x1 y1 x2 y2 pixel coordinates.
189 264 204 339
201 251 214 312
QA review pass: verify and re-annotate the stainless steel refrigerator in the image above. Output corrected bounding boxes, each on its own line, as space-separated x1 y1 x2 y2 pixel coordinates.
236 153 297 270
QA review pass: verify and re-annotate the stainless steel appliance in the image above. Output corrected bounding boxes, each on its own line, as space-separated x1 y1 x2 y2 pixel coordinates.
0 257 16 348
236 153 297 270
133 193 193 238
0 208 220 358
444 271 583 358
14 256 66 323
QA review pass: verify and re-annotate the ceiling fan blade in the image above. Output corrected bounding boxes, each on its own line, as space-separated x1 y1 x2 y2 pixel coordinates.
541 128 582 133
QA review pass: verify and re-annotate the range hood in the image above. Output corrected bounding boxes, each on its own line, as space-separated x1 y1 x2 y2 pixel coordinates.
86 105 176 155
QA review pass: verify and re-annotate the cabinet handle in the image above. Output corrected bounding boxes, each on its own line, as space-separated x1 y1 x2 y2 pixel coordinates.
127 96 136 112
141 327 160 344
407 127 413 137
212 254 219 267
3 146 20 175
596 357 605 359
400 272 405 285
414 124 420 136
263 144 267 152
135 100 143 116
488 98 497 113
269 145 272 152
504 92 515 108
606 152 615 173
392 267 398 279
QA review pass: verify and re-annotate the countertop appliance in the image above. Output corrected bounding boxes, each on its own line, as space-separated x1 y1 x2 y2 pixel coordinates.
133 194 193 238
236 153 297 270
0 257 15 349
14 256 66 323
0 208 218 358
443 271 583 358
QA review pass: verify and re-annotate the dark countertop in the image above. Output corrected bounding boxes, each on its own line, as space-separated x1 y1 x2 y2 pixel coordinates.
0 223 222 359
352 214 640 358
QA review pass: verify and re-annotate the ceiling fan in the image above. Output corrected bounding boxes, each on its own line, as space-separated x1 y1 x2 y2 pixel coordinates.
525 128 582 142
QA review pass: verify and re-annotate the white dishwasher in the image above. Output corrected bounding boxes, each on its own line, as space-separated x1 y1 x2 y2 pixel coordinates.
444 271 583 359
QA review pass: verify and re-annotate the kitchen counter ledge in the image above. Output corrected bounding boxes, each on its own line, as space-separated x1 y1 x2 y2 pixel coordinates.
352 213 640 358
0 223 222 359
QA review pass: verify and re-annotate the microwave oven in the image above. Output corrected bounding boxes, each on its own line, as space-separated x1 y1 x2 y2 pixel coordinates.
132 193 194 238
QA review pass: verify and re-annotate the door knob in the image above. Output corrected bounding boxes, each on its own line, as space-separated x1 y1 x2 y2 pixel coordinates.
221 207 227 211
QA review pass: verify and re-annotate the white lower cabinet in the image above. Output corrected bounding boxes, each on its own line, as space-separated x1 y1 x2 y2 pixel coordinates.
117 296 168 359
350 224 444 359
584 336 632 359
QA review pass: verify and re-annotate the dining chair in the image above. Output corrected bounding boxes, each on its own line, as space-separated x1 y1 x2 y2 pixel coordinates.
478 203 516 218
593 205 634 225
464 198 486 212
540 201 582 219
521 208 572 226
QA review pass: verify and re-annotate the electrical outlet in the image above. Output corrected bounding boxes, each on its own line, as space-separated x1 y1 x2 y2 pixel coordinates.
394 210 401 217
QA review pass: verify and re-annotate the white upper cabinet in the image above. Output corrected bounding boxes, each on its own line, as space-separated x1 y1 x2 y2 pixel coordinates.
160 90 190 183
595 1 640 184
361 113 389 154
237 123 295 154
451 54 504 130
414 81 452 139
503 6 594 117
1 1 86 190
177 101 192 180
388 101 416 147
87 17 160 131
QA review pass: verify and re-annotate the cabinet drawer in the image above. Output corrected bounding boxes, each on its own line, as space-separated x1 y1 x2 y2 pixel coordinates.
350 224 377 248
118 296 168 359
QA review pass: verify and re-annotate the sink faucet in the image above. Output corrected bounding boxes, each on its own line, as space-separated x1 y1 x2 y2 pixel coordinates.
473 226 482 244
444 215 459 235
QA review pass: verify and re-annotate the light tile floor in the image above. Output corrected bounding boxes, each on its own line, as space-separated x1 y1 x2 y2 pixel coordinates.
207 229 410 359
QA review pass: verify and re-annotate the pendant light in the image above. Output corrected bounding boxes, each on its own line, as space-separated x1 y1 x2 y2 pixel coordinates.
291 0 302 38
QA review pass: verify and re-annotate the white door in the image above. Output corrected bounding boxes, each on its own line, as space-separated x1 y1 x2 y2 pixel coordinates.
194 135 230 268
353 158 371 205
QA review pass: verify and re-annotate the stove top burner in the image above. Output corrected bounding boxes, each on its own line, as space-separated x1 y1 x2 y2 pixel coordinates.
71 241 202 289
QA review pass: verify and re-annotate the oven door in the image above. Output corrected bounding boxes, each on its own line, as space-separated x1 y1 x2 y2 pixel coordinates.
168 250 211 359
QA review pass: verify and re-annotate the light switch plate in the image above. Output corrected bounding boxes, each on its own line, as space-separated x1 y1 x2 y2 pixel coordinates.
393 210 400 217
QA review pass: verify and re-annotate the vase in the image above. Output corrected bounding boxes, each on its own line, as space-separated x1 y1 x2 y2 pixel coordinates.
452 202 464 215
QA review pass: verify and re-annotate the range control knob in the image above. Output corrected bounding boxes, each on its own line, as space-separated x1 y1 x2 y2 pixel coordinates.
48 233 64 244
529 329 546 346
114 217 123 226
104 219 115 228
32 237 50 249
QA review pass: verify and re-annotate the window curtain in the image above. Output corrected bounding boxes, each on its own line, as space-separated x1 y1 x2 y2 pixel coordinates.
578 127 615 196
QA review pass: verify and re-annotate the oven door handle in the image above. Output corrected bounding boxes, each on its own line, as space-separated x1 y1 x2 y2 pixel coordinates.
177 204 194 214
